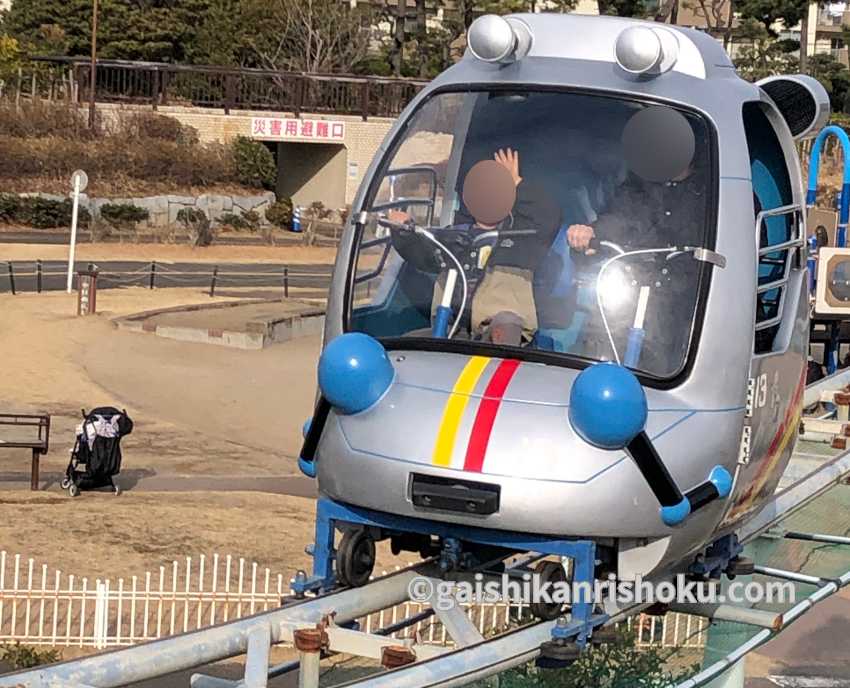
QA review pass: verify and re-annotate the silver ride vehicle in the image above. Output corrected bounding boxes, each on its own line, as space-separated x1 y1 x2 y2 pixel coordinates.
296 11 828 658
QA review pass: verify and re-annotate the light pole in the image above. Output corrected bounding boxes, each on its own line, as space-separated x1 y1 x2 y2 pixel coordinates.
88 0 99 129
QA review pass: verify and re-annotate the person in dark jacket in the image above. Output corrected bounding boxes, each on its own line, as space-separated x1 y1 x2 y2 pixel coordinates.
390 148 563 346
562 162 709 376
564 166 706 253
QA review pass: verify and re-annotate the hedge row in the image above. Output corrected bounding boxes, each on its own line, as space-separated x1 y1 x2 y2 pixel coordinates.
0 193 91 229
0 194 295 232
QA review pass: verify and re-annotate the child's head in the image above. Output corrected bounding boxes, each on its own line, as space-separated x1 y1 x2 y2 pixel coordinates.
462 160 517 227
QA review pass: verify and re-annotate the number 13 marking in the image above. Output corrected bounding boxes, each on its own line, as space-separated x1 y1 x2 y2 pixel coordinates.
755 373 768 409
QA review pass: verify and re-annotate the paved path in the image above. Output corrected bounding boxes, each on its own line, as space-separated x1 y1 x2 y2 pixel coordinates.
0 260 332 294
0 230 333 248
0 470 317 498
746 589 850 688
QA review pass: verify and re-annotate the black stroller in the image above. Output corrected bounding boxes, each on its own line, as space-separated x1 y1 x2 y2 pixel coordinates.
62 407 133 497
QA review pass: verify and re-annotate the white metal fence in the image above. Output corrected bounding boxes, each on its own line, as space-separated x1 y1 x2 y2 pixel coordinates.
359 593 709 649
629 610 709 649
0 550 708 650
0 551 285 648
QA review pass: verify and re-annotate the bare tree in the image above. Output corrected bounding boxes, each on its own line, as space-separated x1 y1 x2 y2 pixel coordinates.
683 0 735 47
654 0 678 21
245 0 376 74
392 0 408 76
414 0 428 77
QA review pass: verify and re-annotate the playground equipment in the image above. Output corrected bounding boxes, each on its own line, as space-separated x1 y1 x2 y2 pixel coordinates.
806 125 850 248
298 11 831 665
808 125 850 374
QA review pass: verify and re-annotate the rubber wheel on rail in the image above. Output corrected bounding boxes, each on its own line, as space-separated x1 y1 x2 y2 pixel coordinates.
336 530 376 588
536 639 582 668
530 560 568 621
590 625 619 646
68 483 80 497
726 556 755 578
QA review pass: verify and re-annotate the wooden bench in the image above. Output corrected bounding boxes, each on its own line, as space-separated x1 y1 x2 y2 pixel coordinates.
0 413 51 490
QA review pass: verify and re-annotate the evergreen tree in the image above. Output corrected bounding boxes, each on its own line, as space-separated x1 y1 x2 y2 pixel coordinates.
596 0 650 17
735 0 809 36
5 0 208 61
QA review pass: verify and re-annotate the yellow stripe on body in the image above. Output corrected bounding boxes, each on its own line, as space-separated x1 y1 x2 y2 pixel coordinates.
431 356 491 467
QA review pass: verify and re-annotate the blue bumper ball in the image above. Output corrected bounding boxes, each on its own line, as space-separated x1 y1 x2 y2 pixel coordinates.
569 362 648 450
318 333 395 415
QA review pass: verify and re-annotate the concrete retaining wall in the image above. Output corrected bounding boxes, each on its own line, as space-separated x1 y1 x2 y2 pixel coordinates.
22 191 276 228
96 104 395 205
114 299 326 350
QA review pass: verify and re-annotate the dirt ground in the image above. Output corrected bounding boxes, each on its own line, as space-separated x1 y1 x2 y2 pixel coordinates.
0 488 400 596
0 242 338 265
0 288 323 478
0 287 334 585
0 491 316 583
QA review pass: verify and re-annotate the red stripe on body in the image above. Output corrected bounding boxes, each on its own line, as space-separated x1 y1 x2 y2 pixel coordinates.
463 359 521 472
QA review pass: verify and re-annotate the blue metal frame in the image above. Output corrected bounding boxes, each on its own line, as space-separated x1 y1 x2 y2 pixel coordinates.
828 320 841 375
296 496 605 645
688 533 743 578
807 126 850 374
807 125 850 247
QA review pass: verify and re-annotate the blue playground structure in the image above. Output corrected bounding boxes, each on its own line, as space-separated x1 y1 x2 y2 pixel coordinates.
807 124 850 248
808 125 850 374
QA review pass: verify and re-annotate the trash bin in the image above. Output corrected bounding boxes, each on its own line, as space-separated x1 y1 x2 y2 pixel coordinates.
77 270 99 316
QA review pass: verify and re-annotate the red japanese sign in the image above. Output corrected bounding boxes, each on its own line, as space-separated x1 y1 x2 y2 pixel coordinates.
251 117 346 142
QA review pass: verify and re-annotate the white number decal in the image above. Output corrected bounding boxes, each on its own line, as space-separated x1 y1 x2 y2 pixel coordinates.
755 373 768 409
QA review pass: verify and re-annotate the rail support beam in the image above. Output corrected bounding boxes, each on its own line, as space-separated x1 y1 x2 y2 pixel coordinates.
294 626 326 688
668 602 783 630
784 530 850 546
190 623 270 688
433 598 485 647
244 623 271 688
753 565 829 587
190 676 239 688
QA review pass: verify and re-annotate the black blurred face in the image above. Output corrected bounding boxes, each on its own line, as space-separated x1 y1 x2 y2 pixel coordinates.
622 106 696 183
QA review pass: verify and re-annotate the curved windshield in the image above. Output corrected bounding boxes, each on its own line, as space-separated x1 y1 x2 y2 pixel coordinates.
349 89 715 379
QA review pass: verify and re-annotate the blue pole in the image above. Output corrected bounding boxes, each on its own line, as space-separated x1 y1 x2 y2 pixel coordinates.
623 327 645 368
432 305 452 338
807 125 850 247
828 322 840 375
432 269 458 338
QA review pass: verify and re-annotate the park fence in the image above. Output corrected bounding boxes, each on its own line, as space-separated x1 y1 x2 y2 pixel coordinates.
0 260 333 297
0 551 285 648
0 550 709 651
18 57 426 120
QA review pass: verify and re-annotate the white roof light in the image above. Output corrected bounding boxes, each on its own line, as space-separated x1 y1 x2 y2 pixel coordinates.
614 25 679 77
468 15 533 65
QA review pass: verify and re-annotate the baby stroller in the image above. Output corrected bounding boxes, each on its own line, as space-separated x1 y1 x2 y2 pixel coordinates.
62 407 133 497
